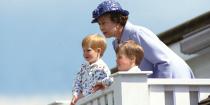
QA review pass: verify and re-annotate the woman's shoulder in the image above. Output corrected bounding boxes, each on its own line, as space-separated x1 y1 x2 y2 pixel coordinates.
126 21 153 33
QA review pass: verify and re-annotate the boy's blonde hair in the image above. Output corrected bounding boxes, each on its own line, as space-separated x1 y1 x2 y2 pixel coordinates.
82 34 107 57
116 40 144 65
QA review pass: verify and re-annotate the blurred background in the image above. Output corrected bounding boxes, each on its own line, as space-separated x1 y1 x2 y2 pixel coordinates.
0 0 210 105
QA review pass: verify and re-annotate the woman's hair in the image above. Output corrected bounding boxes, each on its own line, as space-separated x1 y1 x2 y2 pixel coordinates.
103 12 128 26
116 40 144 65
82 34 107 57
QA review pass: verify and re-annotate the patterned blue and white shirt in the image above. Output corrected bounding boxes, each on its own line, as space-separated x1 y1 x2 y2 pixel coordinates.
72 59 112 96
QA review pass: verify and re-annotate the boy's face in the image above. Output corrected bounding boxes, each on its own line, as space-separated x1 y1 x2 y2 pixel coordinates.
83 47 100 64
116 54 135 71
97 15 119 38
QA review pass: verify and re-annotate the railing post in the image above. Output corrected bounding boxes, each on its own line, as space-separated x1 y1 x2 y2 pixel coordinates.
112 71 152 105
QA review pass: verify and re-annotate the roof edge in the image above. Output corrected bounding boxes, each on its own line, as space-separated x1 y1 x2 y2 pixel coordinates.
158 11 210 45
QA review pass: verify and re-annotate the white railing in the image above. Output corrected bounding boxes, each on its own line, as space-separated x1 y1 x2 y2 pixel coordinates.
48 71 210 105
148 79 210 105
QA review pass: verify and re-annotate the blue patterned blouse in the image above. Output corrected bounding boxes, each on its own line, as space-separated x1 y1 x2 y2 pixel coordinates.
72 59 112 96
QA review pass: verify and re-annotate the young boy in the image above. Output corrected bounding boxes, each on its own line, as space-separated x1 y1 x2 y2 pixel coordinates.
70 34 111 105
116 40 144 72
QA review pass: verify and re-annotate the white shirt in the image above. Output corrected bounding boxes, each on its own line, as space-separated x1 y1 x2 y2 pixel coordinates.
127 66 141 72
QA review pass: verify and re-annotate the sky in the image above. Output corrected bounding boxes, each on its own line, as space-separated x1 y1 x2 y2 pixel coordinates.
0 0 210 105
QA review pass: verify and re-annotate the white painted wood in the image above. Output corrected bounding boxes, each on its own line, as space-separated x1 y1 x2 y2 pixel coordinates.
112 76 122 105
121 82 149 105
99 96 106 105
107 92 114 105
149 85 165 105
165 91 174 105
190 91 198 105
173 87 190 105
75 86 114 105
49 74 210 105
112 71 152 105
148 79 210 85
114 72 152 105
198 87 210 102
86 102 92 105
92 99 98 105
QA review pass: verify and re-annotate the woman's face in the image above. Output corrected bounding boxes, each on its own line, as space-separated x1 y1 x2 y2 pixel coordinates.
97 15 119 38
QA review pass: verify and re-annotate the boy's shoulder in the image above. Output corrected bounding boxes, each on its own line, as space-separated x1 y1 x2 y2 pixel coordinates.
128 66 141 72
